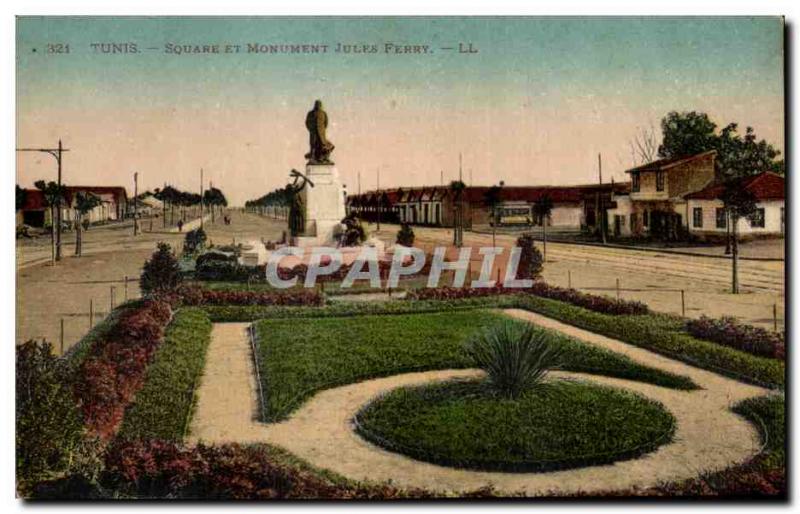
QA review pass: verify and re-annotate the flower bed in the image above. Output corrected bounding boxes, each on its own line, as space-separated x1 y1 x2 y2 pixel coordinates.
73 299 173 440
408 283 650 316
177 285 323 307
117 308 213 442
101 440 435 499
686 316 785 360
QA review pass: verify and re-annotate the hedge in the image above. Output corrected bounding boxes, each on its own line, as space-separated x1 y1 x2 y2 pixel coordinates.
61 300 146 373
117 308 213 442
512 295 785 389
686 316 785 360
72 299 174 439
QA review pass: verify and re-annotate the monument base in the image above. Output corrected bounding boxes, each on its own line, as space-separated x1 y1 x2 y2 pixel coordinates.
294 163 346 247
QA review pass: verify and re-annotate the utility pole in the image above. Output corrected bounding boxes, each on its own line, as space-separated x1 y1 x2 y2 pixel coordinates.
598 153 607 244
376 167 381 231
200 168 204 230
440 170 443 186
210 180 215 223
133 172 139 235
16 139 69 262
358 170 361 195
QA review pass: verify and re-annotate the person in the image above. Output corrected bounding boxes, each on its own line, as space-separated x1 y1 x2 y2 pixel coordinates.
177 219 183 232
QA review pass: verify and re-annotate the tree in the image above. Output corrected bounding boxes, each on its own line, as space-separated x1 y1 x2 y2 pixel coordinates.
721 184 758 294
715 123 782 183
450 180 466 247
140 242 182 296
34 180 67 265
657 111 718 159
73 192 101 257
483 183 503 247
629 123 659 165
657 111 782 174
515 234 543 281
532 194 554 261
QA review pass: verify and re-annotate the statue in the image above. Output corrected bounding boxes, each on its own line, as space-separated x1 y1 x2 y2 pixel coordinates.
305 100 335 164
287 168 314 237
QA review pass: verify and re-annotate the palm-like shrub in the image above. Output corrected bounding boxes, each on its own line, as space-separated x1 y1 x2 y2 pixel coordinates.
464 321 563 399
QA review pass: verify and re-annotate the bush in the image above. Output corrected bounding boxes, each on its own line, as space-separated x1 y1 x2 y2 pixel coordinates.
396 222 415 247
528 282 649 315
16 341 85 484
195 260 254 282
465 321 563 398
73 299 173 439
686 316 784 360
183 228 207 255
141 243 182 297
117 309 213 441
515 234 543 280
178 285 323 307
102 440 432 499
408 284 649 316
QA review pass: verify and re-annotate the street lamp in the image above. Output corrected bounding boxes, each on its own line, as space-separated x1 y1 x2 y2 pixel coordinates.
17 140 69 261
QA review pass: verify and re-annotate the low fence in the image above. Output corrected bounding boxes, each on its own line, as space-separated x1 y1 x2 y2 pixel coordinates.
46 275 142 356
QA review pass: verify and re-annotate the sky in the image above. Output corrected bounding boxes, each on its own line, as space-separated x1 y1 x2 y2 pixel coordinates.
16 16 784 206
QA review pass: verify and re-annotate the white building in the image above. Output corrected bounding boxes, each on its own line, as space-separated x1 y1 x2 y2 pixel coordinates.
684 172 785 239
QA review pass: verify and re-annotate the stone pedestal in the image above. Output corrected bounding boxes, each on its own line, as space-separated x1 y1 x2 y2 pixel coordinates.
293 163 346 246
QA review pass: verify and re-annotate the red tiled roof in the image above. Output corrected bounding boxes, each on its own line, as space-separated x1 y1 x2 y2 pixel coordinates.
625 150 716 174
64 186 128 200
21 189 46 210
21 186 128 210
684 172 785 201
348 182 630 205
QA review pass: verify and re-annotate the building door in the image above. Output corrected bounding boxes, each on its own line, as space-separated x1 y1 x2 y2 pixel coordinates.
614 215 622 237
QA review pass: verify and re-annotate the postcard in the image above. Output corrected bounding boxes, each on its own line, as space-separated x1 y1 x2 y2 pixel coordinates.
15 16 785 500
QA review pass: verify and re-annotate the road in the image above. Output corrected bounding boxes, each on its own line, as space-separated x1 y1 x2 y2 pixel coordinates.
369 223 785 330
15 212 784 352
16 210 286 350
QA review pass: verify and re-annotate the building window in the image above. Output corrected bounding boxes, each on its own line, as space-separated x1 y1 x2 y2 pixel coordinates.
716 208 727 229
656 170 665 192
643 209 649 228
692 207 703 228
631 172 640 192
750 208 765 228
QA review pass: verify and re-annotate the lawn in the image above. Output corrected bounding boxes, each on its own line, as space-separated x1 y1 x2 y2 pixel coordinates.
355 379 675 472
117 308 213 441
207 292 783 389
253 310 695 421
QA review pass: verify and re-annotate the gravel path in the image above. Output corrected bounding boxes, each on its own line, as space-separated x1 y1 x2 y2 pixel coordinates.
188 310 773 496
